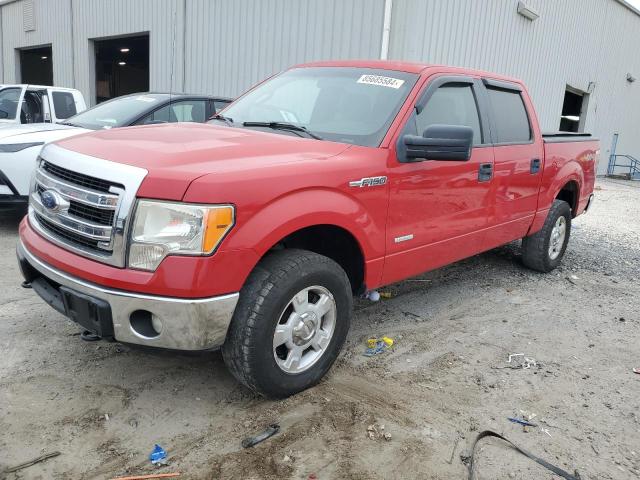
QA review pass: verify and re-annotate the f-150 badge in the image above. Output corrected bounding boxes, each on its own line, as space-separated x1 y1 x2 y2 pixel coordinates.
349 176 387 188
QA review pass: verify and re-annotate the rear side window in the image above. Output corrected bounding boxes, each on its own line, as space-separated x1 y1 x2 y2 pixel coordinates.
417 84 483 145
486 87 531 143
52 91 77 119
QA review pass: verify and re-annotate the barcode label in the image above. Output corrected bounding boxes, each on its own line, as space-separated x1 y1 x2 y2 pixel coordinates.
357 75 405 89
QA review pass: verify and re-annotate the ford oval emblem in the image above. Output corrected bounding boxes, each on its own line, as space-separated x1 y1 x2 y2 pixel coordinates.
40 190 67 212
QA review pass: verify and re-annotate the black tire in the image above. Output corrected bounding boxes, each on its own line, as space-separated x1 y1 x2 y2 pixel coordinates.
522 199 572 272
222 249 352 398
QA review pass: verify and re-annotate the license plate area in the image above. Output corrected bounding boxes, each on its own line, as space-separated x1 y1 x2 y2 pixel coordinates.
60 286 114 339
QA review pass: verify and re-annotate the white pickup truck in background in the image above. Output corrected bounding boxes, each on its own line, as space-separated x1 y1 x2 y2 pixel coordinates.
0 84 86 127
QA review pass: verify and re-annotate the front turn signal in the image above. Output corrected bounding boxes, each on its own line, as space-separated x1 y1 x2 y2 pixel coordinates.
203 205 235 252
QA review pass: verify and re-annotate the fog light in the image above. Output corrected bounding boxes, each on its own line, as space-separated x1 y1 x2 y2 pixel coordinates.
130 310 161 338
129 244 166 271
151 314 163 334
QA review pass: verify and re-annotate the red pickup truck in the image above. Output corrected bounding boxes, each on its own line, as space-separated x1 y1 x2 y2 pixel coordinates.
17 61 597 397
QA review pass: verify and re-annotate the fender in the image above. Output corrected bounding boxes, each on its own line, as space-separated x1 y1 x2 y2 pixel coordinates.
528 159 583 235
546 161 583 209
221 188 383 285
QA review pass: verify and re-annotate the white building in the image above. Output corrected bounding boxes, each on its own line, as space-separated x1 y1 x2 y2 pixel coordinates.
1 0 639 174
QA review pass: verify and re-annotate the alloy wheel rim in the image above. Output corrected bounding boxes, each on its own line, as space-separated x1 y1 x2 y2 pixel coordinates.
273 285 336 374
548 216 567 260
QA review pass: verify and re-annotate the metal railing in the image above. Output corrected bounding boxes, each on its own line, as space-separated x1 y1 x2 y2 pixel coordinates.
607 154 640 178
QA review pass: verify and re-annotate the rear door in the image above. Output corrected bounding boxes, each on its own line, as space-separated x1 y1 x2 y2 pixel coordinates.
480 79 544 249
382 75 495 285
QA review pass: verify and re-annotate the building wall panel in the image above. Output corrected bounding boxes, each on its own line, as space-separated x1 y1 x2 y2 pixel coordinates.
0 0 73 86
389 0 640 173
183 0 386 97
0 0 639 174
71 0 185 104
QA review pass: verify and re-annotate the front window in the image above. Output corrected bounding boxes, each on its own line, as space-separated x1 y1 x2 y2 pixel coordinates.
63 95 165 130
0 87 21 120
220 67 418 147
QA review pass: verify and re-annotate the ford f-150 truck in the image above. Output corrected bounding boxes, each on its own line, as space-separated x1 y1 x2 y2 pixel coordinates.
17 61 598 397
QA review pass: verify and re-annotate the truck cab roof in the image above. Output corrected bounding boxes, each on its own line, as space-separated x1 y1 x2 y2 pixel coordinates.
295 60 525 85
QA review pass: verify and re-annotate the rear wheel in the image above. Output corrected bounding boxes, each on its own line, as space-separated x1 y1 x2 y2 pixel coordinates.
222 249 352 398
522 199 572 272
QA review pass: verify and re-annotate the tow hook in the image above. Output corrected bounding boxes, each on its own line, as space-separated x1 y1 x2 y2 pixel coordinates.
21 281 32 289
80 330 101 342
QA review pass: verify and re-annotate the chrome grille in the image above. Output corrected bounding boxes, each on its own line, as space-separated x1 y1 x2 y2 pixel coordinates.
35 213 102 250
36 183 115 225
28 144 148 268
42 161 120 193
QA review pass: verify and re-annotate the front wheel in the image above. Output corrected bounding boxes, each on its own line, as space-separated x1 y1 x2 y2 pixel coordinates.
521 199 572 272
222 249 352 398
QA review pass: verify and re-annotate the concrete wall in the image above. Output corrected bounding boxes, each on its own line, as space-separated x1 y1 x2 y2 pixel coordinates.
1 0 639 173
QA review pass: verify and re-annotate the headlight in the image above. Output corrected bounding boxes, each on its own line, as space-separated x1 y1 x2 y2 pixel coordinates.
0 142 44 153
128 200 235 271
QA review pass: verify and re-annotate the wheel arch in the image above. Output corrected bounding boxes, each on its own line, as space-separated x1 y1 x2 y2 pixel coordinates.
555 179 580 217
548 160 584 218
224 189 378 295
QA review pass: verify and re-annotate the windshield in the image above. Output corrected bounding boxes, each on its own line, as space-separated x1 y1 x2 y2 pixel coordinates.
220 67 418 147
0 87 21 120
63 94 164 129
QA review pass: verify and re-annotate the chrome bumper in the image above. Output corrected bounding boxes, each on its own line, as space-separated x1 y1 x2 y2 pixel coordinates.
18 240 239 350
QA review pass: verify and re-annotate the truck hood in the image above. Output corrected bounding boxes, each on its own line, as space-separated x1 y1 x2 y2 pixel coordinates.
0 123 79 140
53 123 352 200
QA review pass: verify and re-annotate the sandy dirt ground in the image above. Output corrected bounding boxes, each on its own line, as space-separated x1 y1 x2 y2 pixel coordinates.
1 178 639 480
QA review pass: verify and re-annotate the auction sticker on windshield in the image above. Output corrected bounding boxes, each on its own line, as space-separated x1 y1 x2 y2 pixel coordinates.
357 75 405 89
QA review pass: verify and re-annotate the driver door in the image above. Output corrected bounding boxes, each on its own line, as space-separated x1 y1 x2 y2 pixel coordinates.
382 76 495 285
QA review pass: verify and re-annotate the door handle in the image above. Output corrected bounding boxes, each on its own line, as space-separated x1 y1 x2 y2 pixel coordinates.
478 163 493 182
530 158 541 174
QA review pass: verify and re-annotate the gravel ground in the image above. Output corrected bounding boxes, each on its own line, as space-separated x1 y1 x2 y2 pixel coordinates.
1 178 639 480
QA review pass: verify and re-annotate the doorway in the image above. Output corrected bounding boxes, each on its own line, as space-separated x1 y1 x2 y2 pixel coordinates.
559 86 588 132
94 34 149 103
20 45 53 85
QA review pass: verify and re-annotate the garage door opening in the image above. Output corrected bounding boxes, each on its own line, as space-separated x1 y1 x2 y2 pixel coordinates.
20 45 53 85
94 34 149 103
559 87 588 132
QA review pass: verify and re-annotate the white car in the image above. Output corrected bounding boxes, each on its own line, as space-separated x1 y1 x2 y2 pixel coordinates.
0 85 86 127
0 92 231 210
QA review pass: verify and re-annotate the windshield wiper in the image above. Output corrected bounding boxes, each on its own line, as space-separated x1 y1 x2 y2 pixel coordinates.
242 121 323 140
60 121 82 128
210 113 234 126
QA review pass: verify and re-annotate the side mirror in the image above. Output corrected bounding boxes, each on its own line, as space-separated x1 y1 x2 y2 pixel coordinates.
403 124 473 161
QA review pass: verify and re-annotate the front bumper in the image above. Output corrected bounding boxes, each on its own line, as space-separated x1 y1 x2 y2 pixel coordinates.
0 169 27 209
17 239 239 351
